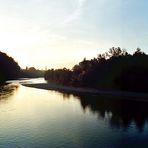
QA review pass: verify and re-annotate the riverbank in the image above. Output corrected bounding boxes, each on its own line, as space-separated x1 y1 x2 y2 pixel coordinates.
22 82 148 101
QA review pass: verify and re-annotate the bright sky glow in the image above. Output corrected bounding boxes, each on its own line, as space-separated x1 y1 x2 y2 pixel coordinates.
0 0 148 69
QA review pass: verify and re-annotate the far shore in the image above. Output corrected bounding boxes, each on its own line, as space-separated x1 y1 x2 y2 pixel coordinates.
22 82 148 101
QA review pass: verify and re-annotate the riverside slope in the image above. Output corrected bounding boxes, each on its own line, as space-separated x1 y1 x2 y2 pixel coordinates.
22 82 148 101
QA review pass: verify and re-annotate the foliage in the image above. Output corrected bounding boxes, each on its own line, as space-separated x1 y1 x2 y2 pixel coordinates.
0 51 20 83
45 68 72 85
20 67 45 78
45 47 148 92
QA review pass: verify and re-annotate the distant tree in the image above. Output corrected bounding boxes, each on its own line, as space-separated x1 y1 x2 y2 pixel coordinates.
28 67 36 71
20 67 45 78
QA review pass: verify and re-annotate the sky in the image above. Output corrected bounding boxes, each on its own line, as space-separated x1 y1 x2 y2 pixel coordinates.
0 0 148 69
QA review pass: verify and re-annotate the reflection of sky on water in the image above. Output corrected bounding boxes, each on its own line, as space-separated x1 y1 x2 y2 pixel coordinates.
7 77 47 85
0 79 148 147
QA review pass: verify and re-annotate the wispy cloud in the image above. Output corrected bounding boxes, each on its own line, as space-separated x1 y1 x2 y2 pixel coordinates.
63 0 86 24
78 0 86 7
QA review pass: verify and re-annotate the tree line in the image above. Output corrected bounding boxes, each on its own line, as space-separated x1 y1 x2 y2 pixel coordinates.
45 47 148 92
20 67 45 78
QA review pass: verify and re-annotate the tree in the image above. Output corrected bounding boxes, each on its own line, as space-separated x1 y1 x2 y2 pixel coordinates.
0 51 20 83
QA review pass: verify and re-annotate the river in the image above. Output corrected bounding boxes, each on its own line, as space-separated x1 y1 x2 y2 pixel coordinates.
0 78 148 147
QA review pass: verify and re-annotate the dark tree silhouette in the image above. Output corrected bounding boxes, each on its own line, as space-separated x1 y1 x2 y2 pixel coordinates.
20 67 45 78
45 68 72 85
44 47 148 92
0 51 20 84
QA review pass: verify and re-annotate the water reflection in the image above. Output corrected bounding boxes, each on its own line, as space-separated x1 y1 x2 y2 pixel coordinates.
58 91 148 132
1 80 148 147
81 95 148 131
0 83 18 100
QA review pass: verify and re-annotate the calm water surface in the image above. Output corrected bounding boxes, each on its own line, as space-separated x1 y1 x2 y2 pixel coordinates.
0 78 148 147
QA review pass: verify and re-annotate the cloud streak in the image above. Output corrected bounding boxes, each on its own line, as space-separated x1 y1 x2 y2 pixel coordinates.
63 0 86 24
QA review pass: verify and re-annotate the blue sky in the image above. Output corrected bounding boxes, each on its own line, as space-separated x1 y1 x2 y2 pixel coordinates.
0 0 148 69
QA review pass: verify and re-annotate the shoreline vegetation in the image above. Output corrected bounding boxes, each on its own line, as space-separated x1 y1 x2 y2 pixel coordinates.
1 47 148 101
45 47 148 93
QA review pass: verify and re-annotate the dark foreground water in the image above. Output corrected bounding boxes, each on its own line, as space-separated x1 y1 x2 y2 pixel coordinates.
0 78 148 148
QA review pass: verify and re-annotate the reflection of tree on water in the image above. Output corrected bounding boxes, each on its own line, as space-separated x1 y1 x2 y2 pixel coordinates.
60 91 148 131
78 95 148 131
0 83 18 100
